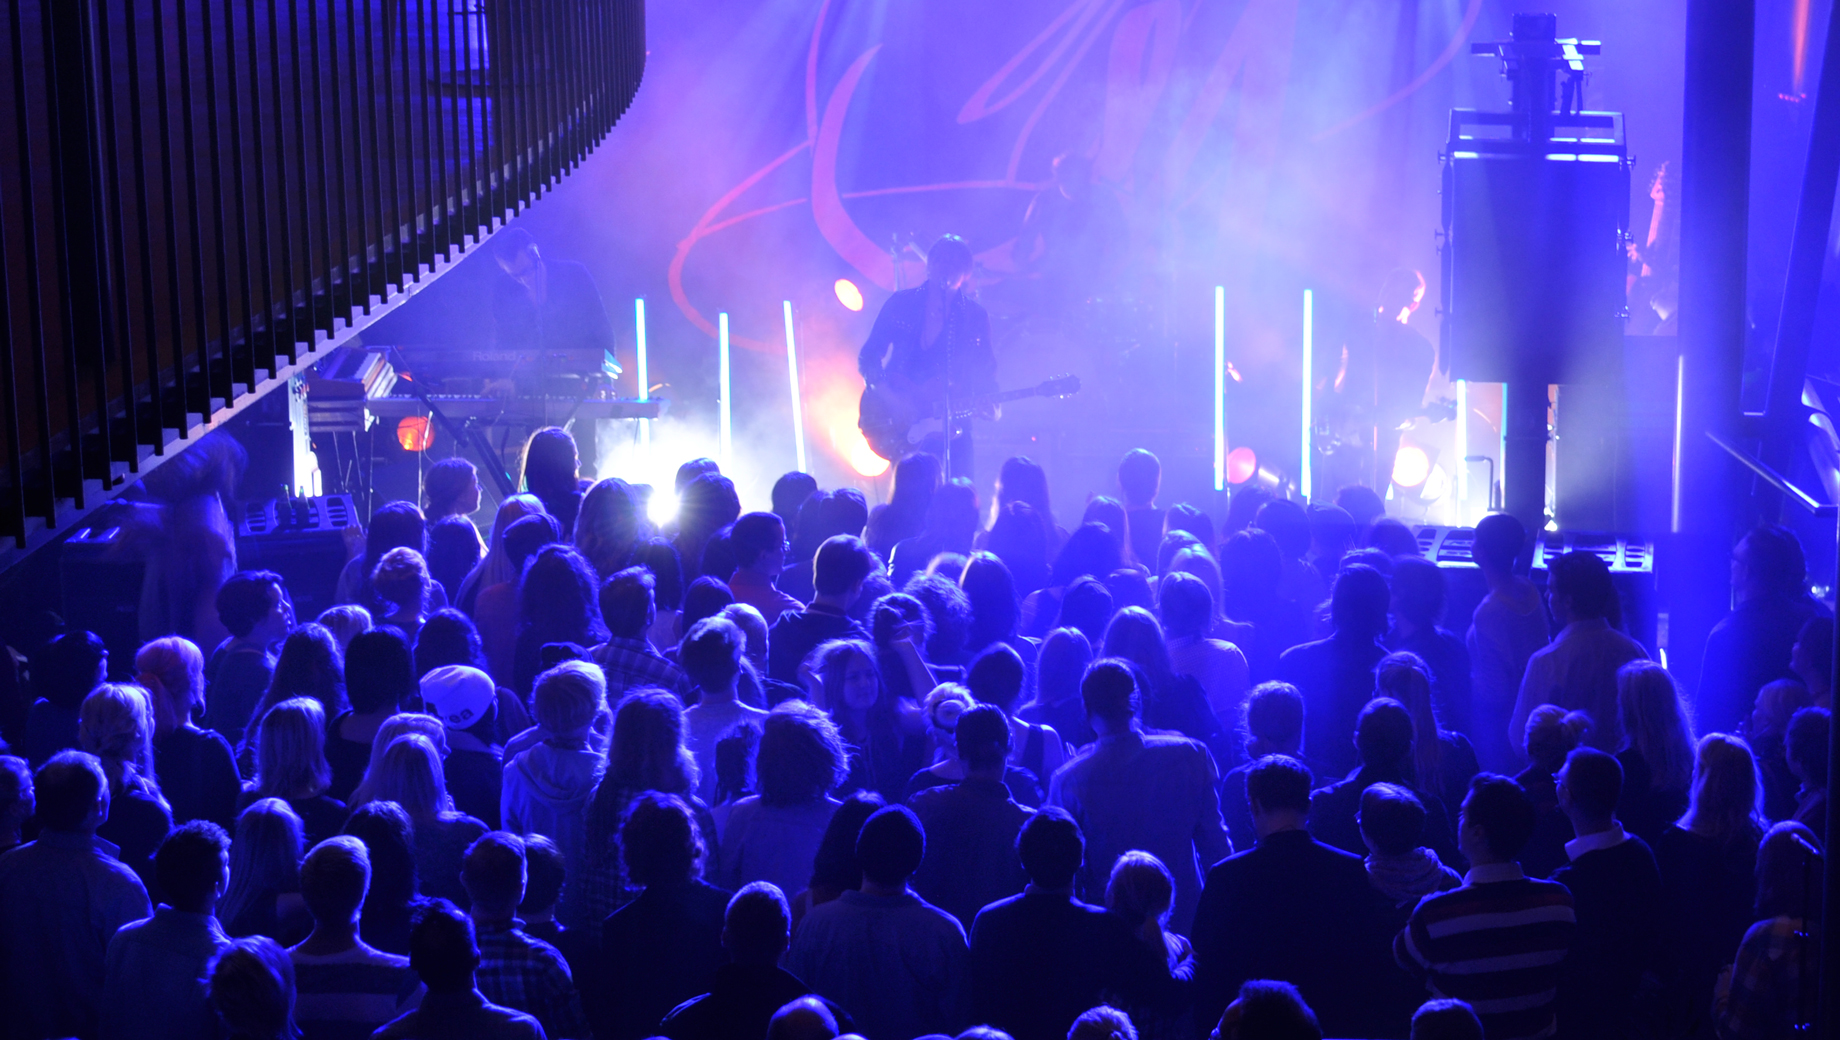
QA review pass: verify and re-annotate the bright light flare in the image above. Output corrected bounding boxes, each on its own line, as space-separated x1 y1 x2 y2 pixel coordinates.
1423 464 1450 502
647 491 678 527
1392 445 1431 488
834 279 865 311
831 419 890 477
1227 447 1258 485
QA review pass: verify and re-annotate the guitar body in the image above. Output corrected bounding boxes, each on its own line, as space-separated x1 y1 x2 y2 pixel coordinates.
858 374 1082 462
858 376 945 462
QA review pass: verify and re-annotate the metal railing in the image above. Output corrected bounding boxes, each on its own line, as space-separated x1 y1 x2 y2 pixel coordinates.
0 0 644 561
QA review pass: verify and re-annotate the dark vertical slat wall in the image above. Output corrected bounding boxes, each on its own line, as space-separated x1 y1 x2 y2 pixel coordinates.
0 0 644 547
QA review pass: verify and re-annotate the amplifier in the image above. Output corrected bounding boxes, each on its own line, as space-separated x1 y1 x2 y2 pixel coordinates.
234 495 357 622
59 521 147 673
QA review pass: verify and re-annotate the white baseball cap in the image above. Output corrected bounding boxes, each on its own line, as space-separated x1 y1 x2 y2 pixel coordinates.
419 665 497 731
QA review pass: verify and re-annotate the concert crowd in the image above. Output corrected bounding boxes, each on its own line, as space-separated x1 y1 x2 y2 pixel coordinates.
0 428 1825 1040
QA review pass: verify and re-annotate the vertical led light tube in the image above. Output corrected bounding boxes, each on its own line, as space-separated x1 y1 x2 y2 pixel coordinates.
783 301 808 472
1214 286 1226 491
1301 289 1314 501
1672 354 1686 533
718 312 733 466
1456 379 1469 516
634 298 650 446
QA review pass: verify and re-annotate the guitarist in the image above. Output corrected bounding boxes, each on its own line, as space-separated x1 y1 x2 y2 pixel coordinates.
858 235 999 478
1323 268 1447 492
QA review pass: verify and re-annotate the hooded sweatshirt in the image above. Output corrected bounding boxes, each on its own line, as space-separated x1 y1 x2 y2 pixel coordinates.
1365 846 1462 907
502 741 605 917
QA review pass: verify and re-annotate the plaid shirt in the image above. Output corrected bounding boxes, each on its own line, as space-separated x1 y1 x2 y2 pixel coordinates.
595 636 691 697
474 919 592 1040
1715 916 1815 1039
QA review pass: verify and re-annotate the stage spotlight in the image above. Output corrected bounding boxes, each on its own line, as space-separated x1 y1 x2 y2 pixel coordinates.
397 416 432 452
831 420 890 477
1227 447 1258 485
648 491 679 527
1392 445 1431 488
834 279 865 312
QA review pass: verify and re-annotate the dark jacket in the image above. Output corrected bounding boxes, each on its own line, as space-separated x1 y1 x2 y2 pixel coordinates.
857 286 998 399
1697 593 1826 736
968 888 1170 1040
1550 833 1663 1040
598 878 732 1040
1277 635 1390 779
659 963 855 1040
908 778 1031 928
1655 825 1762 1039
1192 829 1394 1039
1308 769 1459 869
153 724 242 832
766 605 867 684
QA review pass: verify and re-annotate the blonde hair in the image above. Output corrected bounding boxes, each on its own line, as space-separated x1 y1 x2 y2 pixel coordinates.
1679 732 1767 847
457 493 547 608
135 637 206 719
79 683 160 796
1105 849 1175 929
357 733 453 824
1375 651 1443 790
220 798 304 929
923 683 977 734
372 547 432 612
1524 705 1591 768
348 713 449 811
315 605 374 651
1169 546 1227 627
533 660 607 739
1616 661 1697 793
253 697 332 801
1068 1005 1139 1040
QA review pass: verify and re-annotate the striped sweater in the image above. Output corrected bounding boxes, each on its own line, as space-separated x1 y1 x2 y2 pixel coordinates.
290 943 421 1040
1394 862 1576 1040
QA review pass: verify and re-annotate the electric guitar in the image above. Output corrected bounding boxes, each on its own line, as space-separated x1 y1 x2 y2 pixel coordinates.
858 374 1082 462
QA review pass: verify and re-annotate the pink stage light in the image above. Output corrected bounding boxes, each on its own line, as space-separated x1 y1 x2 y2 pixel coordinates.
1227 447 1258 485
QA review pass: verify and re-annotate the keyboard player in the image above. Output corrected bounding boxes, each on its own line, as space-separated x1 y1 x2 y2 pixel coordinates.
492 228 620 473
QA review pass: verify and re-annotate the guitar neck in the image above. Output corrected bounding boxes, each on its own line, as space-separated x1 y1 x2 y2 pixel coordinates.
946 386 1041 413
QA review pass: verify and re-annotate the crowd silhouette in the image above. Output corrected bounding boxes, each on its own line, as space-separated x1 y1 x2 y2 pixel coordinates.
0 429 1826 1040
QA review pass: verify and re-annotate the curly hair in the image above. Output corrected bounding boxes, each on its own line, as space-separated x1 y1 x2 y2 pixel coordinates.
756 701 849 806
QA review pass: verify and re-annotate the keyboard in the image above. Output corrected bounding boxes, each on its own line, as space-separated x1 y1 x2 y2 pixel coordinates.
361 395 662 420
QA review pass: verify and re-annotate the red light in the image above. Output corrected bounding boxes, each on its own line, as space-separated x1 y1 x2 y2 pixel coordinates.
1227 447 1257 485
397 416 433 452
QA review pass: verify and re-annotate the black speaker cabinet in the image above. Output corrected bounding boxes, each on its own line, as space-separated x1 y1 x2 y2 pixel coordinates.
1446 152 1630 385
59 521 146 675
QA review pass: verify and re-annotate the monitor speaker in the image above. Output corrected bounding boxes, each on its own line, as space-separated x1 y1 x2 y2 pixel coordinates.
233 495 357 623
